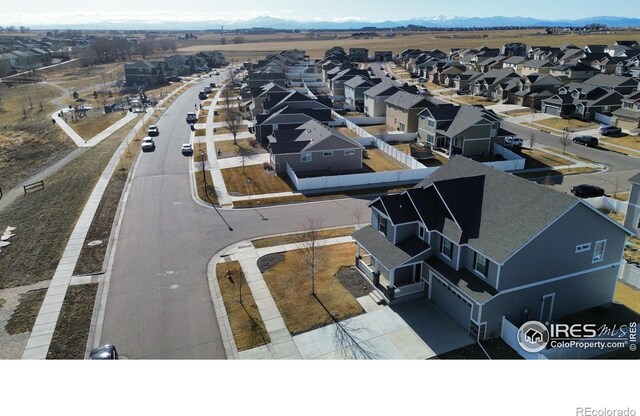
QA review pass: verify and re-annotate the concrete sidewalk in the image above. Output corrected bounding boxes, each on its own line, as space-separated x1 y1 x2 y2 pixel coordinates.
52 109 138 148
213 236 473 359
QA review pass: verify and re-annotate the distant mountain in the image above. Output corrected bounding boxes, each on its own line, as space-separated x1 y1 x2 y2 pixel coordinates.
26 15 640 31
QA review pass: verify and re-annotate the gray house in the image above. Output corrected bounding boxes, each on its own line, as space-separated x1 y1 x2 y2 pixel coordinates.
268 119 364 174
353 157 631 339
363 82 401 117
624 173 640 236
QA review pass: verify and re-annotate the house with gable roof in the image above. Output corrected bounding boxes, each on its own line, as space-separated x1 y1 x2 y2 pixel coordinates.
353 157 631 339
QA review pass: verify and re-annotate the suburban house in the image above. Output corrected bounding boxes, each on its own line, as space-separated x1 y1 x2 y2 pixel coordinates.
352 156 631 339
385 91 436 133
344 76 378 112
328 68 370 101
267 119 364 174
469 68 520 99
123 60 168 89
548 62 599 81
417 104 503 156
541 83 624 120
583 74 639 96
518 59 554 76
254 106 327 144
363 83 401 117
624 173 640 237
374 51 393 62
451 70 482 91
349 48 369 62
501 43 527 57
510 73 566 108
612 91 640 131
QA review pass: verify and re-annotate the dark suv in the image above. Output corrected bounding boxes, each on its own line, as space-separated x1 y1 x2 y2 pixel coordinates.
571 184 605 198
572 135 598 147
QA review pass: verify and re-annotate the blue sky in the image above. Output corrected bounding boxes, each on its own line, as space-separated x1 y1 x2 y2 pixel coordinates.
1 0 639 26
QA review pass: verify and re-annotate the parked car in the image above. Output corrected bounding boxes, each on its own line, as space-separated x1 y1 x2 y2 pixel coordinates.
203 86 212 93
213 71 220 75
391 76 396 80
141 137 156 152
186 112 197 124
198 91 208 100
385 73 390 77
572 135 599 147
147 125 159 137
598 125 622 136
209 82 216 88
181 143 193 155
456 89 468 95
89 344 118 360
418 77 426 82
571 184 605 198
504 136 524 147
166 76 181 82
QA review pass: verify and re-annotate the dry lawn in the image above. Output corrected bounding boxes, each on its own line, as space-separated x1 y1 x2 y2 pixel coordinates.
335 126 362 139
194 128 206 137
221 165 292 196
194 142 208 161
543 146 594 163
453 95 494 105
557 166 600 175
260 243 363 335
4 288 46 334
533 117 598 132
0 117 140 289
216 261 270 351
614 281 640 315
215 139 265 159
214 125 249 135
67 110 130 140
363 148 409 172
252 226 355 249
195 170 218 206
624 236 640 265
47 283 98 359
602 135 640 151
392 143 411 155
520 148 571 169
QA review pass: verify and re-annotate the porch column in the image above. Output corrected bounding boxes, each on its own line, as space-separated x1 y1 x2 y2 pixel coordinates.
389 268 395 287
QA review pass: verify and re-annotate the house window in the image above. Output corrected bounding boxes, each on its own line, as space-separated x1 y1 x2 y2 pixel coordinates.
301 153 312 162
398 122 406 132
418 227 425 239
592 240 606 263
344 150 355 156
602 105 610 112
440 237 453 259
474 252 488 276
323 151 334 157
427 118 435 128
378 216 388 235
427 133 435 145
575 243 591 253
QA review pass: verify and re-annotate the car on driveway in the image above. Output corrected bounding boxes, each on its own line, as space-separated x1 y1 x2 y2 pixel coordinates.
598 125 622 136
571 184 605 198
504 136 524 147
147 125 159 137
572 135 598 147
141 137 156 152
89 344 118 359
181 143 193 155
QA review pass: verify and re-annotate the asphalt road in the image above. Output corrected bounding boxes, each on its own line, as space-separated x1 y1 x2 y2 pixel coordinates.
99 71 371 359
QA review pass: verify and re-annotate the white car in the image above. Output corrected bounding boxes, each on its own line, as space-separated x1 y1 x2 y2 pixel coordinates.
504 136 523 147
141 137 156 152
147 125 159 136
181 143 193 155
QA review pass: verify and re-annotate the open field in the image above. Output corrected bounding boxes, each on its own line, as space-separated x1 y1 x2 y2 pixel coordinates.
179 29 640 60
0 116 140 289
260 243 363 335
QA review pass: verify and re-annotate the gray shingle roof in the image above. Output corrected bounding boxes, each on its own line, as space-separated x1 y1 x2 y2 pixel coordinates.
353 226 430 270
385 91 433 110
585 74 638 88
363 82 399 98
426 257 497 303
416 156 578 263
629 172 640 185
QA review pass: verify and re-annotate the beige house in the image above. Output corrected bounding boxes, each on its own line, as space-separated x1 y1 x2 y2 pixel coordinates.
385 91 436 133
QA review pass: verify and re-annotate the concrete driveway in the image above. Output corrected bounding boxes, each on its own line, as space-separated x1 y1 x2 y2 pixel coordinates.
291 299 474 359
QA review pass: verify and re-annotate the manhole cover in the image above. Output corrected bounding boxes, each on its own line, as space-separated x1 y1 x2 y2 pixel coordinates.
169 284 180 290
87 240 103 247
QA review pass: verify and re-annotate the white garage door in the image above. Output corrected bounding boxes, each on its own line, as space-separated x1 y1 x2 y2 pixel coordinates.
429 274 472 332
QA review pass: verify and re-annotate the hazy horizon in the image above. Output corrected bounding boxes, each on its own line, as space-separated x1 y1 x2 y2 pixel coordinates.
2 0 640 28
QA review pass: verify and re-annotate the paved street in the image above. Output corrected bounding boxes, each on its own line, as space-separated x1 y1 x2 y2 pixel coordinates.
98 70 370 358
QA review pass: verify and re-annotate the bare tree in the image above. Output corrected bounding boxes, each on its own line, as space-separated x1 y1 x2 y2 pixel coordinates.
528 132 536 149
138 39 154 59
293 218 325 296
559 129 571 154
225 108 243 145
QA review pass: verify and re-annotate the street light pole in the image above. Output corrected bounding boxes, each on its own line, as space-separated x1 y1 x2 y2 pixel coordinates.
200 149 207 197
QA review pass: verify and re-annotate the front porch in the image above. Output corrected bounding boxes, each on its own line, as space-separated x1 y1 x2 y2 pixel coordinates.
353 225 431 303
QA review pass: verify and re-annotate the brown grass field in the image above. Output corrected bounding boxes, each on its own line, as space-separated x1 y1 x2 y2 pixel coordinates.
178 29 640 60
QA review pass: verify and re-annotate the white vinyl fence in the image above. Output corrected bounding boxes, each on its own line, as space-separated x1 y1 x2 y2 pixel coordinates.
491 144 526 171
583 195 629 215
619 261 640 289
594 112 614 126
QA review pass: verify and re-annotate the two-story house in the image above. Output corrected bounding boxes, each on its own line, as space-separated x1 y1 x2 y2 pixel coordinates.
612 91 640 131
417 104 502 156
343 76 378 112
385 91 436 133
624 173 640 237
353 157 631 339
123 60 167 89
